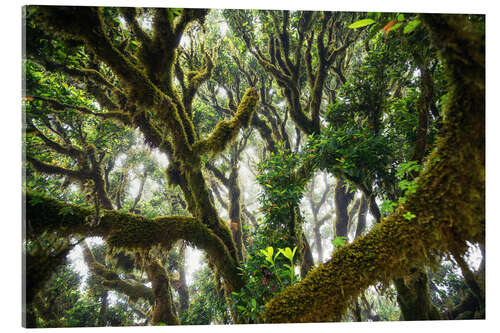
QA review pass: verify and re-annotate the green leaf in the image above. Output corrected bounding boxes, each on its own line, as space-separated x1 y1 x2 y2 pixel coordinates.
251 298 257 308
278 247 293 260
380 200 397 214
348 19 376 29
403 20 421 34
396 13 405 21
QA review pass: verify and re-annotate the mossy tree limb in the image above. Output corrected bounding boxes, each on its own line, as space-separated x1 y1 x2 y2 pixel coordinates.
192 87 259 157
25 192 243 294
262 14 484 323
81 241 155 305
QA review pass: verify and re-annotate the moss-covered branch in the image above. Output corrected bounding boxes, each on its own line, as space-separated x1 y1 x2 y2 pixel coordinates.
263 14 484 323
81 242 155 304
192 88 259 156
33 7 190 151
183 52 214 116
32 96 130 123
25 237 73 306
119 7 152 47
27 119 83 159
26 156 87 180
25 192 243 292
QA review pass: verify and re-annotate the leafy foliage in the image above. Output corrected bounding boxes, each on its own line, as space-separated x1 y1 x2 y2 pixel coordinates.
230 245 299 323
182 267 228 324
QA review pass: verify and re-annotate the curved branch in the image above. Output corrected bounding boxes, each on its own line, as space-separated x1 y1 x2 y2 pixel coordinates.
192 88 259 156
183 52 214 116
81 242 155 304
25 192 243 293
32 96 130 123
26 155 87 180
28 119 83 159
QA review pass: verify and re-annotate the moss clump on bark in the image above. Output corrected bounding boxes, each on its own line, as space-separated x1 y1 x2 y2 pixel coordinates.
192 88 259 156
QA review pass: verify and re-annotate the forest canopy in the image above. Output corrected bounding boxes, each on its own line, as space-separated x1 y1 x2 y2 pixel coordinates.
22 6 484 327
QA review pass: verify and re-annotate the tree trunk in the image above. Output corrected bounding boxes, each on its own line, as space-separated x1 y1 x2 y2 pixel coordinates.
354 195 368 239
394 268 441 321
299 230 315 278
334 179 354 239
97 290 108 326
313 224 323 263
145 259 179 326
228 167 245 261
175 246 190 314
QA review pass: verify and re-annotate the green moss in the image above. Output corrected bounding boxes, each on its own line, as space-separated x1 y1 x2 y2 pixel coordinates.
192 88 259 156
182 166 241 262
25 191 244 295
145 259 179 325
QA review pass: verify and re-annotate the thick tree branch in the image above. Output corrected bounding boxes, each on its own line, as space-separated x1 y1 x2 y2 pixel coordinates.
26 192 243 292
81 241 155 304
27 155 87 180
192 88 259 156
183 52 214 116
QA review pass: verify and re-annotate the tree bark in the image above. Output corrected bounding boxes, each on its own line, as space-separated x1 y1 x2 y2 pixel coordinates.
333 179 354 239
394 270 441 321
354 195 368 239
145 259 179 325
97 290 108 326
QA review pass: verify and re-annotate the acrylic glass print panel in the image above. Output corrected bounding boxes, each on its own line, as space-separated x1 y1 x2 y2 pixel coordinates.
22 4 485 327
